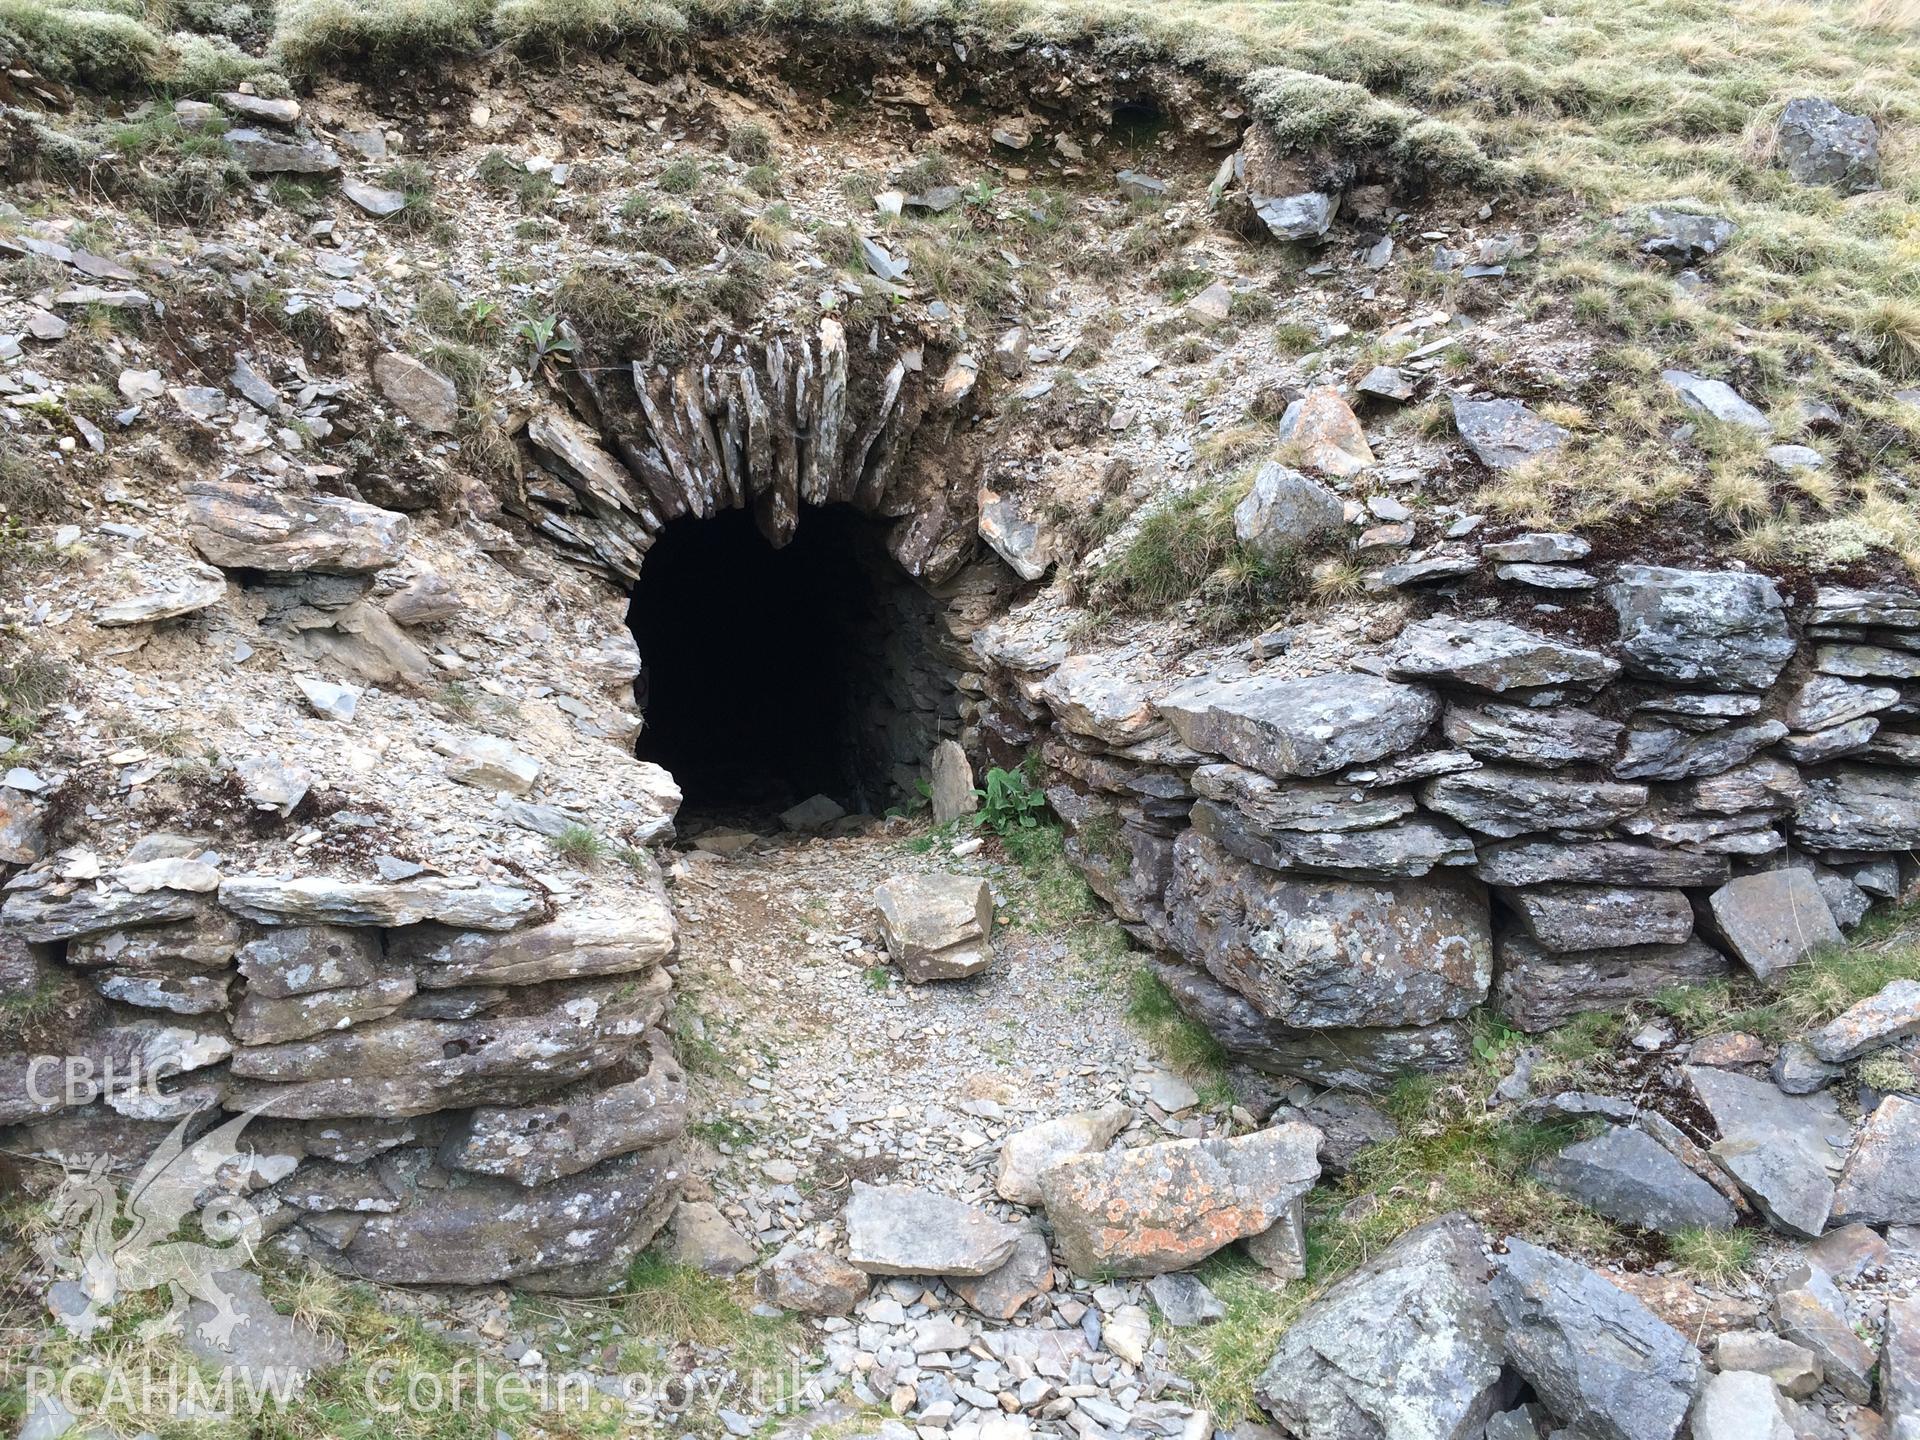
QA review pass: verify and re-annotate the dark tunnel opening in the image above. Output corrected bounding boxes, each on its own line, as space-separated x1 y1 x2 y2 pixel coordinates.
626 504 954 819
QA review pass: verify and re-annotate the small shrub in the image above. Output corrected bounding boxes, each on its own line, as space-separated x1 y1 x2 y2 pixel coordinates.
0 653 70 738
625 201 714 264
474 148 553 211
0 440 62 520
974 761 1047 834
656 155 702 193
742 162 779 197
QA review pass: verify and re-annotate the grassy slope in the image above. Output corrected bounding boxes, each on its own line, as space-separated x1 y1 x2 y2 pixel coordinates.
3 0 1918 560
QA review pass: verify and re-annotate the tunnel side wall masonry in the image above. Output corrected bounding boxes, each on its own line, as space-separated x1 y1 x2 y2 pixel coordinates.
968 575 1920 1092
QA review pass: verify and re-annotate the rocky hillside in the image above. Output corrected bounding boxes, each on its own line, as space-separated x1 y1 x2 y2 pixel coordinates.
4 4 1920 1440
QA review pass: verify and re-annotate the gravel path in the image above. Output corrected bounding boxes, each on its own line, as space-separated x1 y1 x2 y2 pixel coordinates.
669 821 1217 1242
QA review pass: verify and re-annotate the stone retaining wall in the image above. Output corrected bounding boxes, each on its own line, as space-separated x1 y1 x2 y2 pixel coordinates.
971 566 1920 1089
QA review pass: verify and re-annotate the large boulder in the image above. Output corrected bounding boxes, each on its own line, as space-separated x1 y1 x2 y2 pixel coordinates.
1254 1213 1505 1440
873 872 995 981
185 480 409 575
1165 832 1491 1029
1605 567 1794 692
1776 97 1881 193
1037 1123 1321 1277
1157 672 1438 778
843 1183 1022 1276
1491 1238 1702 1440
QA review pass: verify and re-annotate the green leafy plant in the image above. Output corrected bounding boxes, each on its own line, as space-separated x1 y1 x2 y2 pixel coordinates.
974 760 1046 834
515 313 574 369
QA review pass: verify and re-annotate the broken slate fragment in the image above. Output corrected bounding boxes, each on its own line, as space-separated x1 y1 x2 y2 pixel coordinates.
1534 1125 1735 1234
1661 369 1770 431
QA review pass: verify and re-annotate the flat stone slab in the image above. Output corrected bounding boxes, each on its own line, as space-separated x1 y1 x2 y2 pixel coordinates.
1809 978 1920 1061
1156 672 1438 779
1387 617 1617 693
844 1183 1022 1277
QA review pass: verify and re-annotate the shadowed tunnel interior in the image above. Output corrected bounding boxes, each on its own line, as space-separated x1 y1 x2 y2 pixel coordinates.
627 504 950 816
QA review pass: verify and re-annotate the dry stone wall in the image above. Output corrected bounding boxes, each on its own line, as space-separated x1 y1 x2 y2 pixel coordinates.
1 867 689 1292
973 562 1920 1090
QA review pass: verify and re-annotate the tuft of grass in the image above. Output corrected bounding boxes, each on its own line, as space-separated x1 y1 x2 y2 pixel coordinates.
1091 473 1320 636
1126 966 1231 1089
998 821 1096 930
0 0 164 85
656 154 702 193
1858 298 1920 381
1667 1225 1756 1285
619 1252 796 1381
0 440 63 521
724 119 773 165
548 822 607 866
0 653 70 739
1173 1254 1314 1422
274 0 490 71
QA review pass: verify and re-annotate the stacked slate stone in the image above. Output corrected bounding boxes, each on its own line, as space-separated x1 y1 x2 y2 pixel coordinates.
0 863 688 1293
979 565 1920 1089
513 319 985 585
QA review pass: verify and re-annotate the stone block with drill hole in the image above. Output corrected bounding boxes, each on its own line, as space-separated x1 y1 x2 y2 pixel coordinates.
874 872 994 981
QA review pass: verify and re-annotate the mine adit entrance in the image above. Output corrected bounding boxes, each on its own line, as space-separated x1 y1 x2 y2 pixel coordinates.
625 503 955 817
